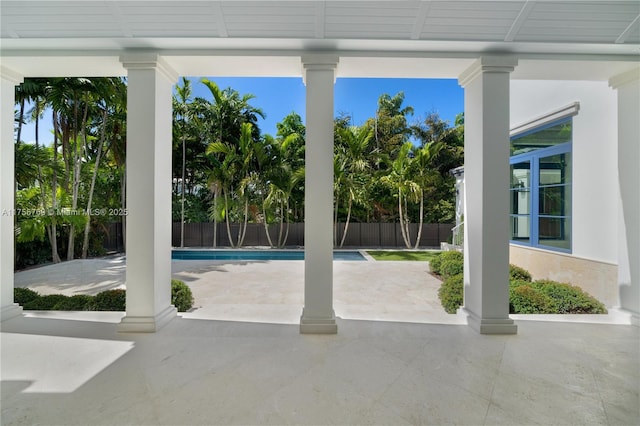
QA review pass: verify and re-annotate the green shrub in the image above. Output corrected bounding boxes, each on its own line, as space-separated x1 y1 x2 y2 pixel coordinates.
23 294 70 310
438 273 464 314
531 280 607 314
509 283 555 314
93 289 126 311
429 253 443 275
53 294 96 311
440 258 464 278
432 251 463 278
171 279 194 312
14 287 40 305
509 264 532 282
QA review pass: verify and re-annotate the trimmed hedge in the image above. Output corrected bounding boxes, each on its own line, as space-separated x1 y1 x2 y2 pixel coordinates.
438 273 464 314
14 287 40 305
523 280 607 314
93 289 126 311
15 279 195 313
509 264 532 282
171 279 194 312
509 282 555 314
430 251 463 276
432 252 607 315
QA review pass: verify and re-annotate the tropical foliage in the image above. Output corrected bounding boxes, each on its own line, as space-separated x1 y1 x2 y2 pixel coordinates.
14 77 464 266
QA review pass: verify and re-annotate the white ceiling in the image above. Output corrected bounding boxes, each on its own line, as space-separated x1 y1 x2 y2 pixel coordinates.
1 0 639 80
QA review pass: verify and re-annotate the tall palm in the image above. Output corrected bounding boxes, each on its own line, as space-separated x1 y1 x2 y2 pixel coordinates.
409 142 442 248
47 77 98 260
173 77 193 248
366 92 414 159
206 122 257 248
333 124 373 247
260 134 304 247
81 78 124 259
380 142 420 248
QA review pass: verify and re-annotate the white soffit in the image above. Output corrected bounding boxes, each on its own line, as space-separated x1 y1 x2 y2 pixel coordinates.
1 1 638 80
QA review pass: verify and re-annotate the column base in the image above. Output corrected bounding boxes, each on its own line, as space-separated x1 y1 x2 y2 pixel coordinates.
0 303 23 322
118 305 177 333
608 307 640 326
460 307 517 335
300 309 337 334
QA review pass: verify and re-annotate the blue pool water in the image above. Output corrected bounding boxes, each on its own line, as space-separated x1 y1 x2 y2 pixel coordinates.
172 250 366 261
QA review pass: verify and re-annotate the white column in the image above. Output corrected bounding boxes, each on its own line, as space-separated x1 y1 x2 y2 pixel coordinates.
119 53 177 332
458 56 518 334
0 67 23 322
610 68 640 326
300 54 338 334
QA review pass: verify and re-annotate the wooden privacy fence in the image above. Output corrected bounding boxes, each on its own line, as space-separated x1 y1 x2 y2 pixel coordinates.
171 222 454 248
102 222 454 251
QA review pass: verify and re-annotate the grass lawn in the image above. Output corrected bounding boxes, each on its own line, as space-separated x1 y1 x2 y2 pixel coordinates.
366 250 439 262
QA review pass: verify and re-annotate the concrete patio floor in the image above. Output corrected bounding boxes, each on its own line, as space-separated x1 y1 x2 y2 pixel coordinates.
3 255 640 425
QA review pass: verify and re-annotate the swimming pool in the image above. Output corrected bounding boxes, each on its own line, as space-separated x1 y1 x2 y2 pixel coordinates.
172 250 366 261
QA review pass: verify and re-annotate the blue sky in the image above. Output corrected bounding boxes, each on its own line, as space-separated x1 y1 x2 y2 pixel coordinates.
189 77 464 137
20 77 463 143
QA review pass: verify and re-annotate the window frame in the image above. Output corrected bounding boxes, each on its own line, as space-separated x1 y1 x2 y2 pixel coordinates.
509 115 573 253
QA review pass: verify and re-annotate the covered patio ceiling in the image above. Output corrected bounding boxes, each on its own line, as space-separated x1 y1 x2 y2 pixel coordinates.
1 0 638 80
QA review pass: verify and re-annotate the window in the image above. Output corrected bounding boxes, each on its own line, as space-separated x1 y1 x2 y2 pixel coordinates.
509 113 573 253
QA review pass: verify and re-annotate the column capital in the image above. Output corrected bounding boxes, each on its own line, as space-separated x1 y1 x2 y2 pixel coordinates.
120 51 178 83
0 66 23 85
301 54 339 85
458 56 518 88
609 67 640 90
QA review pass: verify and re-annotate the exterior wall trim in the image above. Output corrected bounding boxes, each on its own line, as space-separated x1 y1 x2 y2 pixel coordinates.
510 102 580 137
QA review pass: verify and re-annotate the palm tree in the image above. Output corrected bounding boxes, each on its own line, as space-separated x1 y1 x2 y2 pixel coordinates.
381 142 420 248
366 92 414 159
206 122 257 248
200 79 264 247
260 134 304 248
409 142 442 248
173 77 193 248
333 124 373 247
81 78 124 259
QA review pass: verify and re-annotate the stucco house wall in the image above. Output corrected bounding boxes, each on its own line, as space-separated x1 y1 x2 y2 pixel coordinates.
509 80 619 306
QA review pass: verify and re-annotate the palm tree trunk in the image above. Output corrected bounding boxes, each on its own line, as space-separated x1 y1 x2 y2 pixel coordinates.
238 197 249 247
414 191 425 249
212 190 218 248
82 109 108 258
261 197 275 248
223 190 236 248
339 197 353 248
67 101 88 261
398 189 411 248
282 200 290 247
35 108 54 259
50 111 61 263
333 190 340 247
180 137 186 248
120 165 126 252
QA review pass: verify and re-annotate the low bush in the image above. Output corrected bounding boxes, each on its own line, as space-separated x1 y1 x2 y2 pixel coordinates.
54 294 96 311
16 279 195 313
529 280 607 314
93 289 126 311
440 257 464 279
431 251 463 278
14 287 40 305
429 253 443 275
434 253 607 315
23 294 70 310
438 273 464 314
509 282 555 314
171 279 194 312
509 264 532 282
